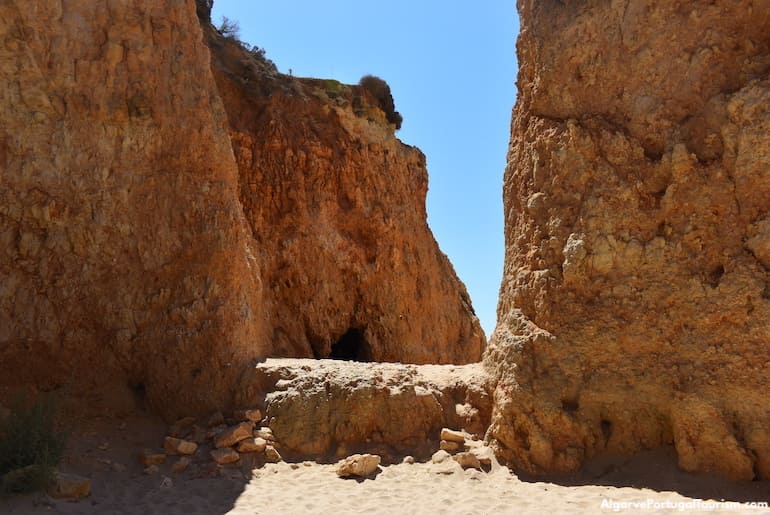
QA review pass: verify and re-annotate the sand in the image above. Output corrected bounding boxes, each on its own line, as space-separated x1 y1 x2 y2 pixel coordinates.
2 416 769 514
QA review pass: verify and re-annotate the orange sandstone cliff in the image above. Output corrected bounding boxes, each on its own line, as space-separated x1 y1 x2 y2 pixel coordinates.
0 0 483 417
486 0 770 480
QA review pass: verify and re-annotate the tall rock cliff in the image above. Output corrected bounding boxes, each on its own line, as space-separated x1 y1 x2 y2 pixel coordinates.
0 0 483 416
206 28 485 363
487 0 770 480
0 0 267 416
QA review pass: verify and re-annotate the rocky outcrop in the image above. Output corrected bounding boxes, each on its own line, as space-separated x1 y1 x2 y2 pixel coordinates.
240 359 492 462
206 28 485 363
0 0 267 415
486 0 770 480
0 0 483 417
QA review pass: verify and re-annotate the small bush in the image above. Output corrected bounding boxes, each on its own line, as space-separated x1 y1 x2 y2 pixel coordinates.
217 16 241 40
0 397 66 494
358 75 403 130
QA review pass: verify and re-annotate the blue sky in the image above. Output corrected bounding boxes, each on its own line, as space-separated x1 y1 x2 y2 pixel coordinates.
211 1 519 336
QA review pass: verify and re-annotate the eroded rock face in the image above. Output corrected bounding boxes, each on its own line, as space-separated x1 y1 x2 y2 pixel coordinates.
207 29 485 363
0 0 266 415
242 359 492 462
487 0 770 480
0 0 484 417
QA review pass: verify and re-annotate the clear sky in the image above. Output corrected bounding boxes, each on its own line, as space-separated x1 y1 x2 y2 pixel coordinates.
211 1 519 337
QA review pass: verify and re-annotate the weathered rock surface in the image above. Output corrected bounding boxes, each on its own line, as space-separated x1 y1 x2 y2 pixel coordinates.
206 27 485 364
242 359 492 462
335 454 381 478
213 422 253 449
210 447 240 465
48 472 91 499
0 0 484 418
0 0 267 416
487 0 770 480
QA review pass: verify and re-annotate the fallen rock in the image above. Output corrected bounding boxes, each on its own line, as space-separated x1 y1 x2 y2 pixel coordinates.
210 448 240 465
171 457 192 474
163 436 198 456
214 422 253 449
440 440 461 452
264 445 283 463
440 428 466 444
48 473 91 499
234 408 262 423
452 452 482 470
237 437 268 453
207 424 227 440
140 450 167 466
335 454 381 478
190 425 208 444
402 456 415 464
431 450 451 464
253 427 275 441
169 417 197 437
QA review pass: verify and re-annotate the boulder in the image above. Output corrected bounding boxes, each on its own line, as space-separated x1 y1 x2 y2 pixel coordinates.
214 422 253 449
335 454 381 478
210 448 240 465
48 473 91 499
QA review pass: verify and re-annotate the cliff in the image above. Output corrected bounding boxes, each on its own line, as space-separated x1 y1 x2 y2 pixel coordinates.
487 0 770 480
0 0 483 417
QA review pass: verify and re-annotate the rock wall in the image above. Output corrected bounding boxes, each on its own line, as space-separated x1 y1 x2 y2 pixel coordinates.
487 0 770 480
0 0 267 416
0 0 484 417
206 29 485 364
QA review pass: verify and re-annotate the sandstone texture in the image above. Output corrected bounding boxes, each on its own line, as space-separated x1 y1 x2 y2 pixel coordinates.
206 27 485 363
487 0 770 480
0 0 484 417
242 358 492 462
0 0 266 416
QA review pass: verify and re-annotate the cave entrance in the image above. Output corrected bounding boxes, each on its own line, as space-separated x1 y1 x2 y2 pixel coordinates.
329 328 369 362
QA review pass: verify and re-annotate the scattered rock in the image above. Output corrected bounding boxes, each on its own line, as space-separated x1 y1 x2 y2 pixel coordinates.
253 426 275 441
207 412 225 427
431 450 451 464
440 440 461 452
440 428 466 444
264 445 283 463
206 424 227 440
190 424 208 444
237 437 268 453
452 452 482 470
144 465 160 475
140 450 167 466
210 448 240 465
163 436 198 455
214 422 253 448
233 408 262 423
169 416 197 437
335 454 381 478
402 456 415 464
159 475 173 489
48 473 91 499
171 457 192 473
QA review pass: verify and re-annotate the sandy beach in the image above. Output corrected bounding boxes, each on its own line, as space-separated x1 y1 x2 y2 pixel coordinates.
2 415 769 515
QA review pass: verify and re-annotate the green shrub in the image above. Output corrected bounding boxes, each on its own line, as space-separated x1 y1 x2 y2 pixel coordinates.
0 396 66 494
358 75 403 130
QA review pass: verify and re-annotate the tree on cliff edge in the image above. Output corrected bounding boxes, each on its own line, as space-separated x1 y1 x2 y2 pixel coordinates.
359 75 403 130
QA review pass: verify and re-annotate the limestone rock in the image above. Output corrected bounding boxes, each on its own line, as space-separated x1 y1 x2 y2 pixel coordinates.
335 454 381 478
140 450 167 466
214 422 253 449
452 452 481 470
207 27 485 365
0 0 267 417
242 359 492 458
163 436 198 456
431 450 451 464
264 445 283 463
440 440 461 453
237 437 268 454
487 0 770 480
48 473 91 499
440 428 466 444
210 448 240 465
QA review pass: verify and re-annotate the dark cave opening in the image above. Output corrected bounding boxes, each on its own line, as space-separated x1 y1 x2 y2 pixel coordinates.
329 328 369 362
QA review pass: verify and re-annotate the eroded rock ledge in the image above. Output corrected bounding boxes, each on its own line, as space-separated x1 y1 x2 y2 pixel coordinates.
486 0 770 480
